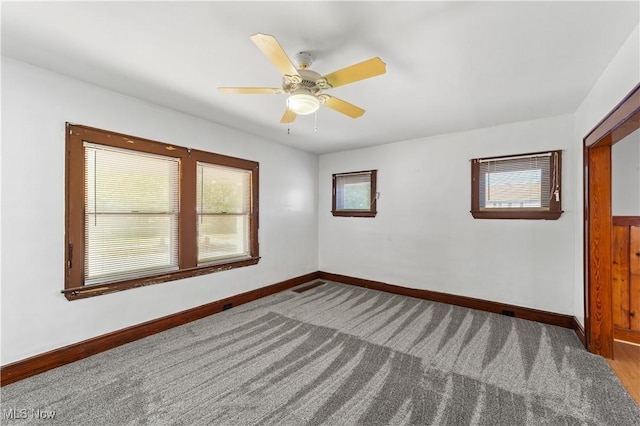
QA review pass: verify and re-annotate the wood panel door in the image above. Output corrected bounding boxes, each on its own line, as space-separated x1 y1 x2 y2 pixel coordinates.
612 217 640 344
612 225 630 328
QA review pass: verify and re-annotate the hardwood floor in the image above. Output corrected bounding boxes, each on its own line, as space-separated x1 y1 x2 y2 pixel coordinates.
607 340 640 406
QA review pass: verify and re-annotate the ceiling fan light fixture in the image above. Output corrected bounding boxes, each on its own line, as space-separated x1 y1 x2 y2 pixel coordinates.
287 93 320 115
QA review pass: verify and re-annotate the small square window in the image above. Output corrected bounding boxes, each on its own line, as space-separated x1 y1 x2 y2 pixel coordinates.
471 150 562 220
332 170 377 217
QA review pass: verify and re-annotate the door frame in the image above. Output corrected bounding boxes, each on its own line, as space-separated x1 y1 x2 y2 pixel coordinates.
584 82 640 358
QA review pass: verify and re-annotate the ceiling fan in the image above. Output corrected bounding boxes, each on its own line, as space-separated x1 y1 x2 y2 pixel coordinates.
218 33 386 123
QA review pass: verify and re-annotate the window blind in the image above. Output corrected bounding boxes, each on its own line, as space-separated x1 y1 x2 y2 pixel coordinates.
84 143 179 285
478 152 554 209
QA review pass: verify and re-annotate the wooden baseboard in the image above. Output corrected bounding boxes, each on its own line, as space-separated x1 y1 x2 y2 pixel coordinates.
614 327 640 345
318 271 575 329
573 318 586 347
1 271 319 386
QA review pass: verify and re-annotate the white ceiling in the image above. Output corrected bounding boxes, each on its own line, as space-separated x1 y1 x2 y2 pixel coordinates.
2 1 638 154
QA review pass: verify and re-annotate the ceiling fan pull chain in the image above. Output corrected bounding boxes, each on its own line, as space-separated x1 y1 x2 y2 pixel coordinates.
314 111 318 133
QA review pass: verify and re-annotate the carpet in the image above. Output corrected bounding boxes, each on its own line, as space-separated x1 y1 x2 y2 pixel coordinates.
2 281 638 425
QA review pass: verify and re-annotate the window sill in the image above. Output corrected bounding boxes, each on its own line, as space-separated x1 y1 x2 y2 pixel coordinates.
331 210 377 218
470 210 563 220
62 257 260 300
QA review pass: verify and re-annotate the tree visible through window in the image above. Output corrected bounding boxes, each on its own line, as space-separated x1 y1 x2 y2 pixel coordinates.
196 163 251 264
65 124 259 300
332 170 377 217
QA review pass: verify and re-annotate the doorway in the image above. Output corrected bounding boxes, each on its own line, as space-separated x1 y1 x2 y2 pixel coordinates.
611 133 640 345
584 83 640 358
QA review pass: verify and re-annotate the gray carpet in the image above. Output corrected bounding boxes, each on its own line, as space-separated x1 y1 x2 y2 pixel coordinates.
2 281 639 425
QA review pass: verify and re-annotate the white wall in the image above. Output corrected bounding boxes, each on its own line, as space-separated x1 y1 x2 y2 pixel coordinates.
612 130 640 216
319 114 576 315
573 24 640 326
0 57 319 365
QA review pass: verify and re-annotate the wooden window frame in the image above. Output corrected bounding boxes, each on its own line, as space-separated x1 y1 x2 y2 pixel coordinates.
64 124 259 300
331 170 377 218
470 150 563 220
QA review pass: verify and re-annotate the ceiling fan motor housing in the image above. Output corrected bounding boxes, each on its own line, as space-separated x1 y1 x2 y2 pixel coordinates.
283 69 323 96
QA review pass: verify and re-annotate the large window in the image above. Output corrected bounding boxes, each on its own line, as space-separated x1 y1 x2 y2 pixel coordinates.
470 150 562 220
331 170 377 217
196 163 251 264
65 124 259 299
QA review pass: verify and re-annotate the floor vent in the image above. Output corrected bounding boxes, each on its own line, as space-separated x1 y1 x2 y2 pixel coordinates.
293 281 326 293
501 310 515 317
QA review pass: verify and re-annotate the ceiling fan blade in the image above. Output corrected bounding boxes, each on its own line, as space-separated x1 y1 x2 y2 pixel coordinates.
218 87 282 94
320 57 386 89
250 33 300 78
280 108 297 123
322 96 365 119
